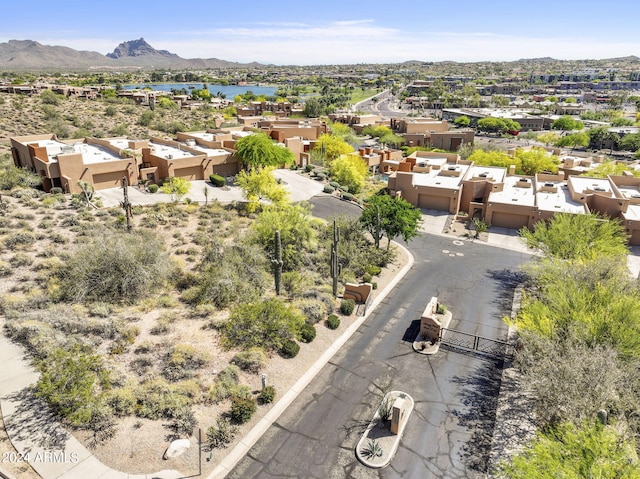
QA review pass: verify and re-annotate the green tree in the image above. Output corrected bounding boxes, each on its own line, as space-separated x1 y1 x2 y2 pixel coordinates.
453 115 471 127
59 230 172 303
251 203 320 270
221 298 305 351
514 147 559 175
587 126 619 151
551 115 584 131
157 97 178 109
555 132 590 151
536 131 561 146
236 166 289 213
36 345 111 427
520 212 628 261
160 176 191 203
619 133 640 152
586 160 640 178
235 132 294 170
313 133 355 165
302 98 323 117
477 117 521 134
330 154 368 194
360 195 422 249
468 149 518 170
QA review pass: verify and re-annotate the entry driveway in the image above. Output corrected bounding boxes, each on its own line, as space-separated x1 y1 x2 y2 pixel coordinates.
227 234 529 478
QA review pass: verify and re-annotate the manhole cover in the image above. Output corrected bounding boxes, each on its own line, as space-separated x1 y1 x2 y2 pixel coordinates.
449 253 455 257
453 240 464 246
456 252 464 257
442 249 450 254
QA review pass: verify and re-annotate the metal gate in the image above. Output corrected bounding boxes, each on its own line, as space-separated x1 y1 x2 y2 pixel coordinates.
439 328 514 360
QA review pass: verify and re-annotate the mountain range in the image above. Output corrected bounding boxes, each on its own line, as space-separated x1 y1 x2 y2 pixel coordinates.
0 38 263 70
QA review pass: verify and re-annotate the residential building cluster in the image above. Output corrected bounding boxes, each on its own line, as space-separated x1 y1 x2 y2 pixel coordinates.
386 150 640 245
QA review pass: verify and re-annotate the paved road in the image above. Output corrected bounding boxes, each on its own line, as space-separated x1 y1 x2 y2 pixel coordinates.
228 233 529 479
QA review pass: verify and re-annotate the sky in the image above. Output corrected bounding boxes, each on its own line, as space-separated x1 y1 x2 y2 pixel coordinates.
2 0 640 65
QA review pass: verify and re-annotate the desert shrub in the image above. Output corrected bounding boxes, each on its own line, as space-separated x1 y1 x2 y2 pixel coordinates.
209 174 226 187
304 164 314 173
183 241 268 308
222 298 304 352
341 192 355 201
296 298 328 324
9 253 33 267
58 230 171 303
258 385 276 405
209 365 241 403
104 105 117 117
281 271 313 298
88 302 111 318
206 417 239 450
0 261 12 277
230 396 257 424
166 405 197 437
163 344 210 381
148 184 159 193
135 378 192 420
4 231 35 250
230 348 267 374
326 314 340 330
323 185 335 193
329 181 341 189
279 339 300 358
340 298 355 316
105 387 137 416
299 323 317 343
35 345 111 428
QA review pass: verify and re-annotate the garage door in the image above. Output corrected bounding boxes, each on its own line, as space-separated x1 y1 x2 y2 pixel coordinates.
629 230 640 246
92 171 126 190
174 165 203 180
418 194 450 211
490 212 529 229
213 163 238 176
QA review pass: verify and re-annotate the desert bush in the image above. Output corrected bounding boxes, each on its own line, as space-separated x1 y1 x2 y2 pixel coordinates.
279 339 300 358
296 298 327 324
206 417 239 450
323 185 335 193
299 323 317 343
281 271 313 298
163 344 210 381
230 396 257 424
340 298 355 316
0 261 12 277
222 298 304 352
148 184 159 193
165 406 197 437
258 385 276 405
105 386 137 416
230 348 267 374
9 253 33 267
135 378 192 420
58 230 172 303
209 365 241 403
4 231 35 250
326 314 340 330
35 345 111 428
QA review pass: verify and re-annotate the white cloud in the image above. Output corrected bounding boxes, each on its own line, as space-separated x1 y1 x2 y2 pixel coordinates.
17 20 640 65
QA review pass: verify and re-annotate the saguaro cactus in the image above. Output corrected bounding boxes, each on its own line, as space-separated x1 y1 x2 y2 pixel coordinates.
272 230 283 295
330 220 341 296
121 176 133 231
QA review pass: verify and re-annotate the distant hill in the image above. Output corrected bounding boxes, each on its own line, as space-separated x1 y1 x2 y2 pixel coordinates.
0 38 263 71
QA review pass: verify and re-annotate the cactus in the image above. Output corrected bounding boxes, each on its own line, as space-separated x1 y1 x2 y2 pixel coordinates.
120 177 133 231
330 220 341 296
375 204 381 249
271 230 283 295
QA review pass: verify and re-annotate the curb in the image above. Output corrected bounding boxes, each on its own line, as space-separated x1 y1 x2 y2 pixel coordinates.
355 391 414 469
207 242 415 479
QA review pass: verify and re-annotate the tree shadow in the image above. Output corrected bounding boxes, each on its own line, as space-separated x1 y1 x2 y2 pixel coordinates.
3 387 70 450
485 269 527 315
450 361 504 474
